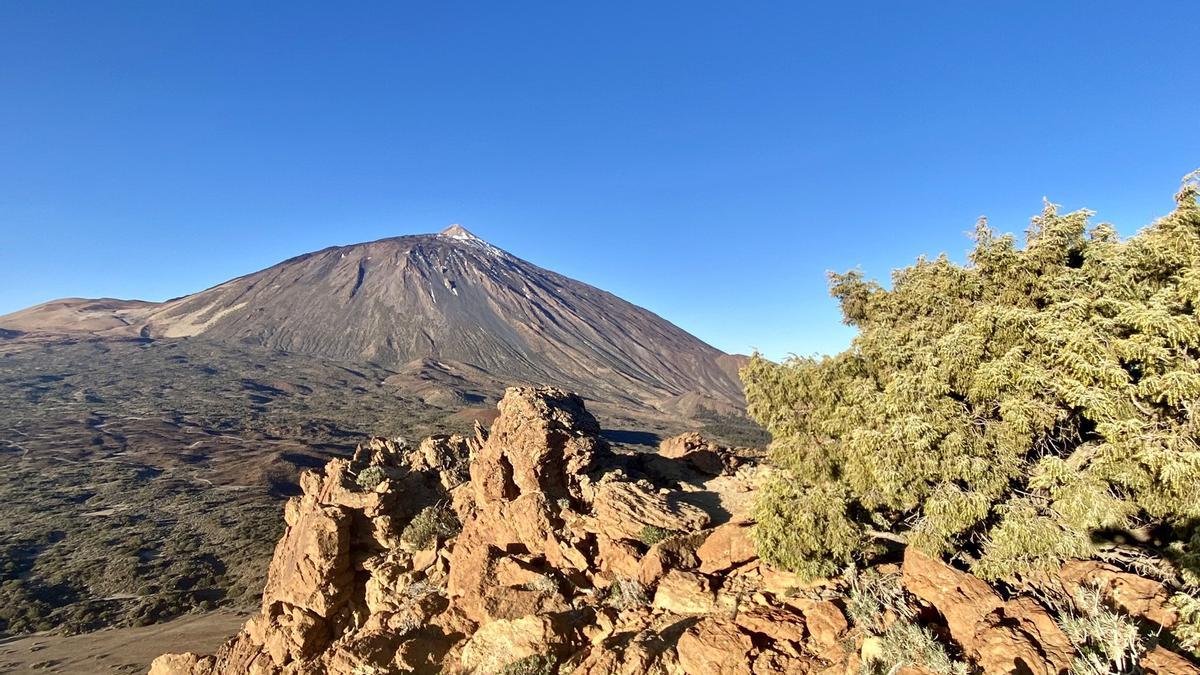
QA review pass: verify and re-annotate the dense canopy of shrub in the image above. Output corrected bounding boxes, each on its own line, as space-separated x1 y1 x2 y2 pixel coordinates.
742 173 1200 582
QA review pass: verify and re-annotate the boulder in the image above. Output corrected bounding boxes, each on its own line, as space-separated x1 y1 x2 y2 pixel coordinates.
794 600 848 649
675 617 754 675
460 612 584 673
261 498 352 619
148 653 213 675
476 386 600 502
1060 560 1178 628
569 631 678 675
637 529 709 586
733 606 807 644
658 431 727 475
651 570 717 614
1141 645 1200 675
409 433 475 489
587 480 710 542
901 547 1002 652
973 597 1073 675
696 520 756 574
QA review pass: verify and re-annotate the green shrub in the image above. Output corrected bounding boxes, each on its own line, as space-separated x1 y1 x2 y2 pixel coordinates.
498 654 557 675
400 504 460 549
355 465 387 491
1170 592 1200 658
638 525 677 547
742 173 1200 582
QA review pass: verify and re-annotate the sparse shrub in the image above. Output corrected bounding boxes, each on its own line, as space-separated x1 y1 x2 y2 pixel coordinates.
603 577 648 609
1058 585 1145 674
863 621 969 675
638 525 676 547
355 465 387 491
742 173 1200 582
400 504 460 549
400 578 440 600
522 573 559 594
846 567 914 636
498 654 557 675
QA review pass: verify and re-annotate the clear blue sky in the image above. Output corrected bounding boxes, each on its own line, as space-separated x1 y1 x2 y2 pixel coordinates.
1 3 1197 360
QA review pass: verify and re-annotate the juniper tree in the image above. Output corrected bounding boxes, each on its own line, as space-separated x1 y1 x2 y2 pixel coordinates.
742 172 1200 583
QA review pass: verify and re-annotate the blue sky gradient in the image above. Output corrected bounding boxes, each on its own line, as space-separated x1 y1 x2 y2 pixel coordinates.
1 2 1197 359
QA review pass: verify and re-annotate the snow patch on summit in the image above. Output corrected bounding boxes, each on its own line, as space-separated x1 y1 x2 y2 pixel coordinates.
436 224 505 258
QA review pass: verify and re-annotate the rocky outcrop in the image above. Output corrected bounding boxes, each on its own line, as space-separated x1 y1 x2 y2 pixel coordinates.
152 387 1200 674
151 387 822 674
657 432 730 476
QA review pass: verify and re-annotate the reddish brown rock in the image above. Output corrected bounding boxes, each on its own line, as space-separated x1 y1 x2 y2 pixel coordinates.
796 600 848 649
1060 560 1178 628
262 499 352 618
587 479 710 542
652 570 717 614
901 547 1003 652
595 535 643 579
973 597 1072 675
570 631 679 675
675 617 755 675
696 520 756 575
460 612 585 673
148 653 213 675
637 530 709 586
1141 645 1200 675
733 606 807 644
479 386 600 501
658 431 727 475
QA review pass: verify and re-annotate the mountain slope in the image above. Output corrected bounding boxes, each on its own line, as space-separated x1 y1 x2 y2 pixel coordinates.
1 226 743 410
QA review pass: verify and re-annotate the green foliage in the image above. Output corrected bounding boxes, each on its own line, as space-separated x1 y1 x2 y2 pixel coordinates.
638 525 677 547
498 654 557 675
743 173 1200 581
355 465 388 491
400 504 460 549
1171 592 1200 658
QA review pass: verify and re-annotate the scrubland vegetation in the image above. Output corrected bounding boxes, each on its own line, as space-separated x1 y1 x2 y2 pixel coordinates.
743 172 1200 662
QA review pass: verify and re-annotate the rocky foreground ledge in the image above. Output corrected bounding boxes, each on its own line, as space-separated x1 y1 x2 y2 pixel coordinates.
151 387 1199 675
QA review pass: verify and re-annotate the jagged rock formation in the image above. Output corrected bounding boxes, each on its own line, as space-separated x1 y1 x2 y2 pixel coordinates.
150 388 1200 675
0 226 743 412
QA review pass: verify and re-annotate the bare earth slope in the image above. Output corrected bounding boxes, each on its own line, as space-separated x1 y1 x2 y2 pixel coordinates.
1 226 743 412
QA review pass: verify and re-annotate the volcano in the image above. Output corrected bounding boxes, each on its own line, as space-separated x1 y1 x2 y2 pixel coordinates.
1 226 744 411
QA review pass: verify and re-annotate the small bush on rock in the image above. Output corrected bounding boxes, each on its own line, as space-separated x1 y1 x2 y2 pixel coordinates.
743 173 1200 582
865 621 969 675
846 567 914 636
498 654 557 675
1169 593 1200 658
638 525 676 547
400 504 460 549
355 466 388 491
603 577 648 609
